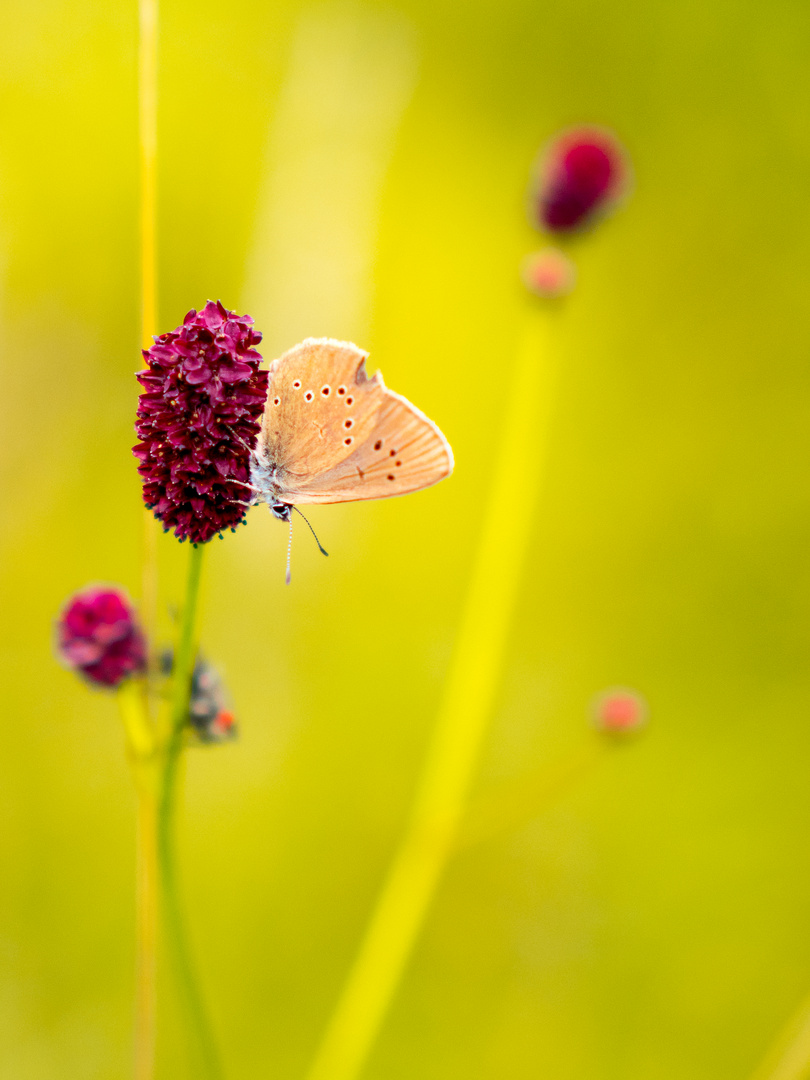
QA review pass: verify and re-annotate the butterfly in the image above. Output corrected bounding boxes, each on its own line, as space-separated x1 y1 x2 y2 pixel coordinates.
249 338 454 579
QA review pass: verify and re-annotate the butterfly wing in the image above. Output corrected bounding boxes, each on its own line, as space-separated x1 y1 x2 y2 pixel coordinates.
256 337 453 505
257 338 387 486
285 386 454 504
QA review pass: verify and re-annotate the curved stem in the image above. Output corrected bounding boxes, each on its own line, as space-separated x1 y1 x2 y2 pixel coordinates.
304 306 560 1080
156 543 223 1080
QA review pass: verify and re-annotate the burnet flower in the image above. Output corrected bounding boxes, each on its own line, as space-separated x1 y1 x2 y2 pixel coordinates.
532 127 628 233
57 587 146 688
134 301 269 545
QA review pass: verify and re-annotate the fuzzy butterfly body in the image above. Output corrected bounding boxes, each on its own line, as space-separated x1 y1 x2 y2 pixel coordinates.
249 338 453 521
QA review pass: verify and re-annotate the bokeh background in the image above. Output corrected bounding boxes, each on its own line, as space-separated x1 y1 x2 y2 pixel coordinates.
3 0 810 1077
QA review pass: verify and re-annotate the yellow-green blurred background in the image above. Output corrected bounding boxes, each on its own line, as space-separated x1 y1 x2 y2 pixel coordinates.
3 0 810 1077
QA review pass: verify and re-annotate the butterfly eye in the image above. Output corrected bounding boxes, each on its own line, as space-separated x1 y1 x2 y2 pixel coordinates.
273 397 280 406
395 460 402 466
321 386 330 396
344 419 353 429
344 436 353 446
387 474 395 481
389 449 396 457
337 386 346 395
304 391 314 401
345 396 354 406
293 380 301 389
374 440 383 451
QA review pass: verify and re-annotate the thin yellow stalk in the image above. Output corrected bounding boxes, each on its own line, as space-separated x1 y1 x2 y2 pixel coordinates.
749 993 810 1080
139 0 157 352
304 304 560 1080
118 679 159 1080
139 0 159 658
135 3 159 1076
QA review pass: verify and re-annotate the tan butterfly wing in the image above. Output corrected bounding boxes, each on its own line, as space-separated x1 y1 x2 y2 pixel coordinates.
257 338 453 505
258 338 386 481
289 388 454 503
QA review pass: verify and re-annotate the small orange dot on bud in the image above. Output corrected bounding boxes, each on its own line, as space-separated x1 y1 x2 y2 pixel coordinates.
216 710 235 731
521 247 576 298
592 688 648 734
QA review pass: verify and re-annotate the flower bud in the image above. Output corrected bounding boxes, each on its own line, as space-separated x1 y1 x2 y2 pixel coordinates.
57 587 146 688
532 127 628 233
160 650 237 744
521 247 576 298
592 687 648 734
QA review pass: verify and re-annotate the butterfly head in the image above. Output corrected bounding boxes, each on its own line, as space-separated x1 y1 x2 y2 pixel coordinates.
270 502 292 522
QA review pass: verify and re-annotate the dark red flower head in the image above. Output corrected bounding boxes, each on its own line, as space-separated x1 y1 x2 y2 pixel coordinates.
134 301 269 544
532 128 628 233
57 587 146 688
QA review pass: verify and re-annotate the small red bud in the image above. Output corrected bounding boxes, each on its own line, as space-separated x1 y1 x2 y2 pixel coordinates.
592 687 647 734
161 650 237 743
521 247 576 298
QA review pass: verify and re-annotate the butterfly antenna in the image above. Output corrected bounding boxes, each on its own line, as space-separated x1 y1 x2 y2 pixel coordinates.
292 506 329 557
285 517 293 586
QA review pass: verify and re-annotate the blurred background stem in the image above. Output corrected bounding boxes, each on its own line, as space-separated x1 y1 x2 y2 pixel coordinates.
134 6 159 1074
118 679 159 1080
748 992 810 1080
304 303 561 1080
155 543 223 1080
139 0 159 677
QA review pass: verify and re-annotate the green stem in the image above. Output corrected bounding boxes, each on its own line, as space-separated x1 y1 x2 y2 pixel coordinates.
156 543 223 1080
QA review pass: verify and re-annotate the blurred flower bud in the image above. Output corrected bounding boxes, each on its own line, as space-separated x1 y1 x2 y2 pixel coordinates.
521 247 576 298
134 301 268 545
532 127 628 233
160 650 237 744
57 587 146 688
592 687 647 734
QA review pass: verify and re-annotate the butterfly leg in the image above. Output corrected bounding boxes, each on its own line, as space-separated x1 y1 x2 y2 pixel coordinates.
227 477 260 497
224 424 261 456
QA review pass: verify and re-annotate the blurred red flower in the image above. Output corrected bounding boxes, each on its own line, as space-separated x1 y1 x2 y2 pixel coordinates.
57 587 146 688
533 128 628 233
